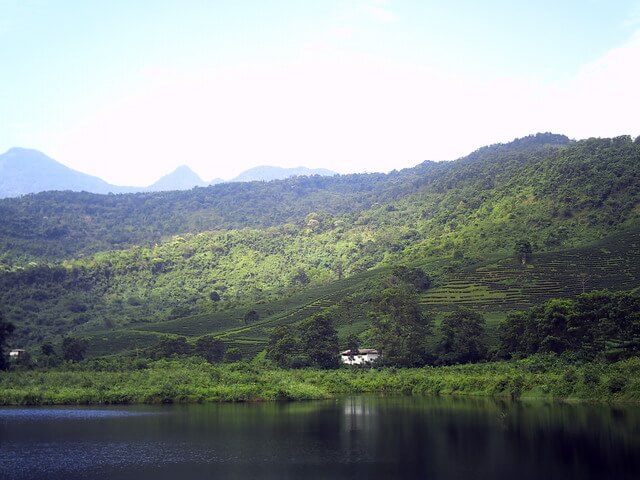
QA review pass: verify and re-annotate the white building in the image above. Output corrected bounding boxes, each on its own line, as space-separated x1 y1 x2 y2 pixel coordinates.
9 349 26 358
340 348 380 365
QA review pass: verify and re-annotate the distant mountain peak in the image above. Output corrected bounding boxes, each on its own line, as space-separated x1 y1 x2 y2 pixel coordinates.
0 147 118 198
146 165 207 192
231 165 336 183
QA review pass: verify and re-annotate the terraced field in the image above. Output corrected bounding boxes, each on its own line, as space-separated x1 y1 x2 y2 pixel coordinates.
421 227 640 312
85 268 387 358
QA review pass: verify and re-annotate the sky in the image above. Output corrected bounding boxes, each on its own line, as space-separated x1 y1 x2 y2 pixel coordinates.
1 0 639 186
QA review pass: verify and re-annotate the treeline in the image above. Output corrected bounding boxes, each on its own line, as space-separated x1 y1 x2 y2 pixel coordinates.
0 223 418 346
500 290 640 361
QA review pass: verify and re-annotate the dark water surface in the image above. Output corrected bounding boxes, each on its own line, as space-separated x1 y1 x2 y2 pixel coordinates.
1 396 639 479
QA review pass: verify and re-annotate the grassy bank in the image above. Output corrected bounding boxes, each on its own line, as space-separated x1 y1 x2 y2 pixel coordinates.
1 355 639 406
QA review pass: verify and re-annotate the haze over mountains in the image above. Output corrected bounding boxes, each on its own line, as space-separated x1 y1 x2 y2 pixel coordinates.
0 147 337 198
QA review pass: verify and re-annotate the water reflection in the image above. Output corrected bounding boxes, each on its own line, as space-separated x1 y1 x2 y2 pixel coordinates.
1 397 639 479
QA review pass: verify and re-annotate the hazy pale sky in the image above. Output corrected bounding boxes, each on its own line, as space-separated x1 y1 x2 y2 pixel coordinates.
1 0 639 186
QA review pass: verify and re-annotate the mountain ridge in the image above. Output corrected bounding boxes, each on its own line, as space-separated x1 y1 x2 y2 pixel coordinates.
232 165 336 182
0 148 338 197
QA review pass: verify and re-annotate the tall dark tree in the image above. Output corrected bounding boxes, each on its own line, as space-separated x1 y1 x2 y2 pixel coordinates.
0 312 15 370
371 284 432 367
61 337 87 362
439 308 487 364
195 336 226 363
301 314 340 369
41 342 56 356
244 310 260 324
266 326 299 368
152 337 191 358
515 240 533 265
346 334 360 356
391 266 432 291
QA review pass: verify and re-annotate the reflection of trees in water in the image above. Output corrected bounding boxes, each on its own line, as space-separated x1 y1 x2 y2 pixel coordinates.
336 396 640 479
2 398 638 479
499 401 640 478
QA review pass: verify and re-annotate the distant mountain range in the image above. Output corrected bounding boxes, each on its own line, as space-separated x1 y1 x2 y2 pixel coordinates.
145 165 209 192
0 147 337 198
0 148 125 197
232 165 336 182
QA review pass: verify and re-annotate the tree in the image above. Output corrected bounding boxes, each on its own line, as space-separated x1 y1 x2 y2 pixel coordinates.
266 326 299 368
301 314 340 369
439 308 487 364
346 334 360 356
41 342 55 356
209 291 221 302
0 312 15 370
62 337 87 362
292 268 310 286
371 284 432 367
195 336 226 363
391 266 432 291
152 336 191 358
515 240 533 265
498 311 531 358
244 310 259 324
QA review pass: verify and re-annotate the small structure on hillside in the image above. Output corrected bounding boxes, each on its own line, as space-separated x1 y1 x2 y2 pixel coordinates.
340 348 380 365
9 349 26 359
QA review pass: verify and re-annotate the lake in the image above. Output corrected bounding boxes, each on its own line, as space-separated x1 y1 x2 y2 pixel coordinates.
1 396 639 479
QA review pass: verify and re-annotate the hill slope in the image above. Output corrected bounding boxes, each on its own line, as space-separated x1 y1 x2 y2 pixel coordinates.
2 134 640 353
0 133 588 266
75 224 640 358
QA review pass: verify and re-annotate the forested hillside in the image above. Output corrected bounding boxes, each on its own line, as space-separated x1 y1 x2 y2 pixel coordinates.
1 133 640 354
0 133 576 266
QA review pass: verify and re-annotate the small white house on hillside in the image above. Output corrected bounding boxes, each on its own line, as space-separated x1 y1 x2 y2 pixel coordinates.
340 348 380 365
9 349 26 358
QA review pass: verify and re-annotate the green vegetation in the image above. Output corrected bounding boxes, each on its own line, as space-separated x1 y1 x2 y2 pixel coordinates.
500 290 640 361
1 133 640 407
2 135 640 352
371 283 432 366
1 356 639 405
439 308 487 364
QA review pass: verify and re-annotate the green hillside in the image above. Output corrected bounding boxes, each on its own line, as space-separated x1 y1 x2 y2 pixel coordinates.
422 225 640 311
2 133 640 358
75 225 639 359
0 133 573 266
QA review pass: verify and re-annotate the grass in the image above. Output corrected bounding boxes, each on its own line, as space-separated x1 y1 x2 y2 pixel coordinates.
2 356 639 406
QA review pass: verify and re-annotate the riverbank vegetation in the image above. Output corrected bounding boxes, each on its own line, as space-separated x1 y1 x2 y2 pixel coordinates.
1 355 639 406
